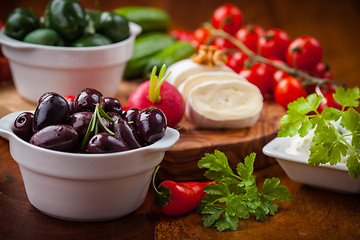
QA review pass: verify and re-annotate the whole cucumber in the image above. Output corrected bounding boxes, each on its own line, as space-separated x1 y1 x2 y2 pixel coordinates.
124 32 175 79
114 6 170 32
143 41 196 79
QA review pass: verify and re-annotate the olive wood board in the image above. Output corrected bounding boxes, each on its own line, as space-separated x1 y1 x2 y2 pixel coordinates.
0 81 285 182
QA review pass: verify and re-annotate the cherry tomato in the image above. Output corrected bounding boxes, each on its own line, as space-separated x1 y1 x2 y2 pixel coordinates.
259 29 290 61
235 24 264 53
0 57 12 82
193 27 211 48
274 76 307 108
239 62 273 96
311 61 332 79
272 69 289 92
170 29 194 42
226 51 249 72
317 90 342 113
63 95 75 102
286 36 323 71
211 4 243 35
213 37 237 49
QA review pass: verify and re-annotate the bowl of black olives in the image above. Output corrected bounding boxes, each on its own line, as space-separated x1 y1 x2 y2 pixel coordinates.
0 0 141 103
0 88 179 221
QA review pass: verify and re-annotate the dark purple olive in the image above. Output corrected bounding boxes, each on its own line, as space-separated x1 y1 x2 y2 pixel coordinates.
38 92 57 104
87 133 130 153
68 100 75 115
74 88 105 112
33 92 70 132
30 125 78 152
113 118 145 149
104 97 123 115
12 112 34 141
122 108 140 123
68 112 110 141
136 108 167 144
106 112 122 130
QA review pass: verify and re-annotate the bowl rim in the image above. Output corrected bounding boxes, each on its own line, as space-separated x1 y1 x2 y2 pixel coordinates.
0 22 141 51
262 136 349 171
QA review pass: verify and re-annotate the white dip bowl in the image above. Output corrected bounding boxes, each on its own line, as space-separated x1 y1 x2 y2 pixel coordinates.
0 111 179 221
0 22 141 103
263 137 360 194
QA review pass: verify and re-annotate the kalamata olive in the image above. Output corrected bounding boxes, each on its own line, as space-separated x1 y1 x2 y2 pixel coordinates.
68 112 110 141
33 92 70 132
113 118 144 149
106 112 122 130
68 100 75 115
87 133 130 153
74 88 105 112
30 124 78 152
136 108 167 144
104 97 122 115
12 112 34 141
122 108 140 123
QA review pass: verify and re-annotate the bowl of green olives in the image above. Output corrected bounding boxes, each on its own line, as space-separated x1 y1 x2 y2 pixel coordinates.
0 0 141 103
0 88 179 221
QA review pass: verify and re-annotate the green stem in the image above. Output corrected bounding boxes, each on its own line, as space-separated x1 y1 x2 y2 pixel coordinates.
152 165 161 195
148 64 171 104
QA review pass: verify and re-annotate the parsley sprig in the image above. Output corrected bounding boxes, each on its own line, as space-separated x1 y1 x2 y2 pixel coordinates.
197 150 292 232
278 86 360 179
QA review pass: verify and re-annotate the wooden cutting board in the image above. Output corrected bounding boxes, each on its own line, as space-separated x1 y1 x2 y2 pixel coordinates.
0 80 285 181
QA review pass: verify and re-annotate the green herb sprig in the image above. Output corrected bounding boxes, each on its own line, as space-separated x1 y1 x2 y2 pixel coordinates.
278 86 360 178
80 103 115 149
197 150 292 232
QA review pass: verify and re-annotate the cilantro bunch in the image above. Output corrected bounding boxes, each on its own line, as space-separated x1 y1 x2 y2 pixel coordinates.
278 86 360 179
197 150 292 232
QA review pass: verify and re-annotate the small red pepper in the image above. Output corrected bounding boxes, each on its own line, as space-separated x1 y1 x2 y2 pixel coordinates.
152 165 213 216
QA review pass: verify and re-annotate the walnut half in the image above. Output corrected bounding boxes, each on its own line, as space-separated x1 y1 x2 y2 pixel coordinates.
191 45 227 67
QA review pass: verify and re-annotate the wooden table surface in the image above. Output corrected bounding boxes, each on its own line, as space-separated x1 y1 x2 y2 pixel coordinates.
0 0 360 239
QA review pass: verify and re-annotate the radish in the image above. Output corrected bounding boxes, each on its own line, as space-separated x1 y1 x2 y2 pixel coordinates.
126 65 185 128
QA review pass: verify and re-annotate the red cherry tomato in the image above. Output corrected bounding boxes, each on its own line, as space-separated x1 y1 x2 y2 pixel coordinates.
272 69 290 92
213 37 237 50
239 62 273 96
259 29 290 61
311 61 332 79
170 29 194 42
193 27 211 48
286 36 323 71
0 57 12 82
63 95 75 102
235 24 264 53
274 76 307 108
226 51 249 72
317 90 342 113
211 4 243 35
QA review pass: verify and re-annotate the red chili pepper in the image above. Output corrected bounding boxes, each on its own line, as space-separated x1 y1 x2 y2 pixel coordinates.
152 166 213 216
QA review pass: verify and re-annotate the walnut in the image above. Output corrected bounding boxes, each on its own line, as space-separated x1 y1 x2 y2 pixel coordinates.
191 45 227 67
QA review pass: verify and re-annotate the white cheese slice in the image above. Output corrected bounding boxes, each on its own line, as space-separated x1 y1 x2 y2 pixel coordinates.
186 80 263 129
165 58 233 88
178 71 248 101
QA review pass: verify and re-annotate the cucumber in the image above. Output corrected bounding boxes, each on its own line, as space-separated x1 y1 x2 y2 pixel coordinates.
143 41 196 79
114 7 170 32
124 32 176 79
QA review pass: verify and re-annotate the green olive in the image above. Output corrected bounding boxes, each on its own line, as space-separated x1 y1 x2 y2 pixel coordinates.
24 28 65 46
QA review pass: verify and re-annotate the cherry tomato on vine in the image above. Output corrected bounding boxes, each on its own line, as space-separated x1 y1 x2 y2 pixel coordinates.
272 69 289 92
211 4 243 35
286 36 323 71
213 36 237 49
274 76 307 108
170 29 195 43
226 51 249 72
311 61 332 79
317 90 342 113
259 28 290 61
239 62 273 96
193 27 211 48
235 24 264 53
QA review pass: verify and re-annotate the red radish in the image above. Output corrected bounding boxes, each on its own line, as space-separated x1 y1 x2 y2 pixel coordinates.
126 65 185 128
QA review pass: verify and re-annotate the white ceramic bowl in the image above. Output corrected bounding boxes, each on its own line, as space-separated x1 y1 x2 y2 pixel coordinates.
0 22 141 103
0 111 179 221
263 137 360 194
